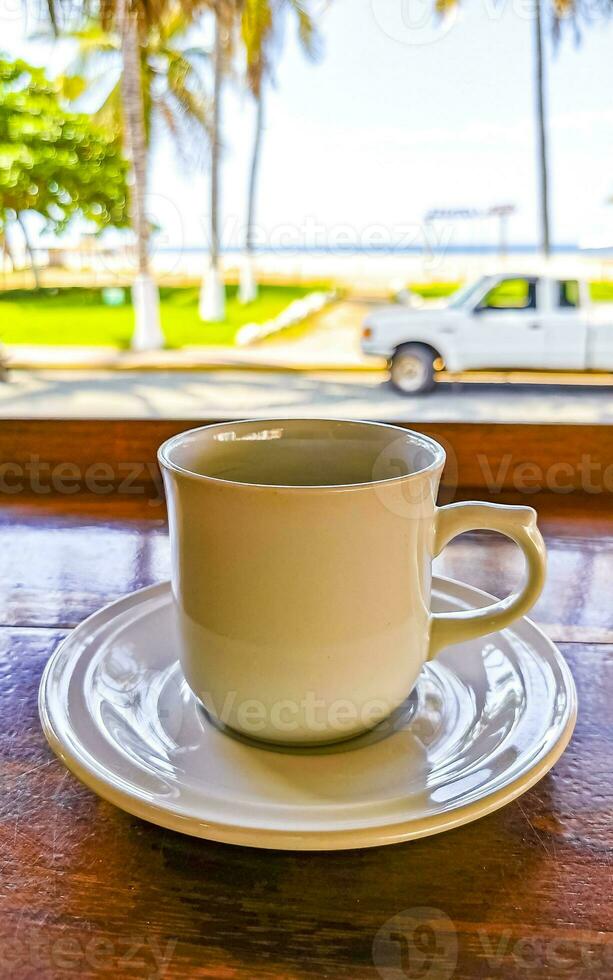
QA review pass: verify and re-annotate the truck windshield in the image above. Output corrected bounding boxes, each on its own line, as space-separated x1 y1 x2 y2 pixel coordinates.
447 279 489 309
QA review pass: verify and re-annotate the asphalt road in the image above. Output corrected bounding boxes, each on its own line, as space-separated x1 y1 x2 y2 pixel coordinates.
1 369 613 421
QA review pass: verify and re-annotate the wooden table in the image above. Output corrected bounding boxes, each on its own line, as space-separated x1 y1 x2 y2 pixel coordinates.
1 455 612 977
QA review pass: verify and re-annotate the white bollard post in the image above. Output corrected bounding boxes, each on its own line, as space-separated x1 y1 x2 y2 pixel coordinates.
199 263 226 322
131 273 164 351
238 253 258 304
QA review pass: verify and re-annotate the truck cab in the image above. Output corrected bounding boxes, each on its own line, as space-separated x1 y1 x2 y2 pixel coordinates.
361 274 613 393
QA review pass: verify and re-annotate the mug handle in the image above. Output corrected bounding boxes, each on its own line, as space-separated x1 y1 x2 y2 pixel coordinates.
428 501 547 659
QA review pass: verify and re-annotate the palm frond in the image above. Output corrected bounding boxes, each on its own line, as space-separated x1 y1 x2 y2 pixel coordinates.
70 22 121 49
284 0 321 60
45 0 59 35
92 79 124 131
241 0 274 96
67 42 120 82
58 1 210 156
154 86 211 165
240 0 321 96
168 64 210 124
56 72 88 100
551 0 584 46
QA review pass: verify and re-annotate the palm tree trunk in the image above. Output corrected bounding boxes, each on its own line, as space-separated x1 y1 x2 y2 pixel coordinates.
199 8 225 321
16 213 40 289
117 0 163 349
534 0 551 258
210 10 222 270
119 0 149 278
240 89 264 303
246 91 264 254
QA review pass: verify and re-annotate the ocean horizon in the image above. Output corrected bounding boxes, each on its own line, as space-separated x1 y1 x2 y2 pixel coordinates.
155 242 597 256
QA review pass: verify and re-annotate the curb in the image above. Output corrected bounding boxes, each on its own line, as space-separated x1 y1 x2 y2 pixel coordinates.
235 290 339 346
5 355 387 374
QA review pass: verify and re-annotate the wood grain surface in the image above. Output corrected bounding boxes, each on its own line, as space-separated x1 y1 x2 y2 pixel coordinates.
1 418 613 495
0 483 611 978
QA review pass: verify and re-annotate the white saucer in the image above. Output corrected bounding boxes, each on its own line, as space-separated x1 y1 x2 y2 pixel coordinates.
39 577 577 851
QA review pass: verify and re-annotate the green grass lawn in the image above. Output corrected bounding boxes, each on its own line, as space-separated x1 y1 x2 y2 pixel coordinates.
408 280 613 302
0 284 324 348
408 281 463 299
588 281 613 302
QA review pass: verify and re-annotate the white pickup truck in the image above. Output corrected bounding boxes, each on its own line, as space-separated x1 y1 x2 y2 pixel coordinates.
361 274 613 393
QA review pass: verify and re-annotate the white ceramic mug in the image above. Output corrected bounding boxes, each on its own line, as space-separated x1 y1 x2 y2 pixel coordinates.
159 419 546 745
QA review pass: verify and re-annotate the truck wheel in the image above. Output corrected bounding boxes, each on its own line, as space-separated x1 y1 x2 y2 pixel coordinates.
390 344 436 394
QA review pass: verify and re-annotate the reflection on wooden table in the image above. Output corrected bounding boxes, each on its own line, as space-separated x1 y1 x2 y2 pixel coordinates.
0 483 611 978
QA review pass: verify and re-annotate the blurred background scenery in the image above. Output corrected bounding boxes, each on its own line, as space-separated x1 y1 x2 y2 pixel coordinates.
2 0 613 420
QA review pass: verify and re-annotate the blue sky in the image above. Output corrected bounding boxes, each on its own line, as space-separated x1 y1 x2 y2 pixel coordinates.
5 0 613 249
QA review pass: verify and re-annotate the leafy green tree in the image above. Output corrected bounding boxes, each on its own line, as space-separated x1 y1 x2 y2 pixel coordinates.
0 56 128 287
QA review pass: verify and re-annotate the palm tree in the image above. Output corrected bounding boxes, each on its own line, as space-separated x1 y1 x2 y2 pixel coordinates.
238 0 319 304
110 0 165 348
43 0 206 349
534 0 609 258
534 0 551 257
436 0 594 259
74 0 169 348
198 2 230 321
68 10 209 161
67 8 210 343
